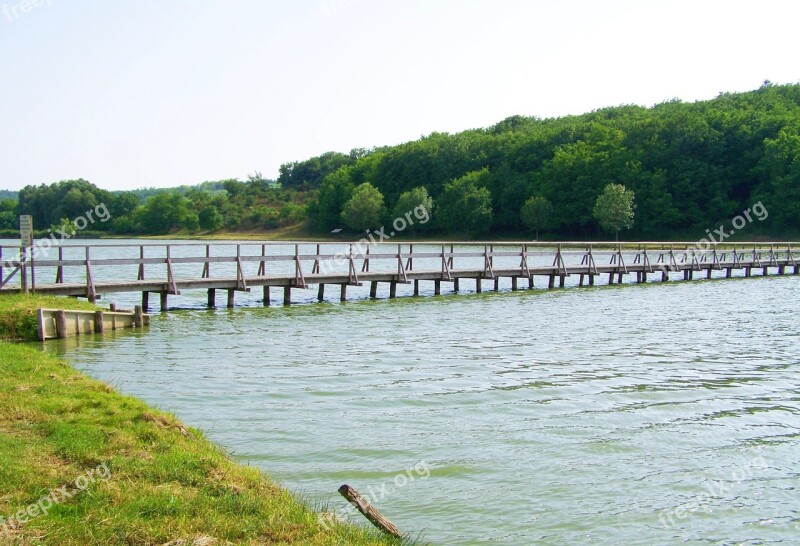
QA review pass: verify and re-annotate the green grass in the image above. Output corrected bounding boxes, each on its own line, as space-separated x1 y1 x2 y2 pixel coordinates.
0 294 100 341
0 298 411 545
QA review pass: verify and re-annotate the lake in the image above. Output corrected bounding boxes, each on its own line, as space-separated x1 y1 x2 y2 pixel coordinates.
27 240 800 545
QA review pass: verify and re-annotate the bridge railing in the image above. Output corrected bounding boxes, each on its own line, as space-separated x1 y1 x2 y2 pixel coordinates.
1 241 798 295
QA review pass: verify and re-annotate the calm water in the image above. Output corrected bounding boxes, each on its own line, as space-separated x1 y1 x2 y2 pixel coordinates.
33 242 800 545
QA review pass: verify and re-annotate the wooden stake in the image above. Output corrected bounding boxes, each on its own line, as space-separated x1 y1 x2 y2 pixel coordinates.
337 485 403 539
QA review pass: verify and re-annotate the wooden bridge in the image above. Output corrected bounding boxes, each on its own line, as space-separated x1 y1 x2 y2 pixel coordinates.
1 241 797 310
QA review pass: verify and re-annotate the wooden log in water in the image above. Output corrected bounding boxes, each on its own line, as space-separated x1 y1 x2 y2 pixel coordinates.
337 484 403 538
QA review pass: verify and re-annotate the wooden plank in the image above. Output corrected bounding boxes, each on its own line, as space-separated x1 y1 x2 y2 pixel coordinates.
337 485 402 538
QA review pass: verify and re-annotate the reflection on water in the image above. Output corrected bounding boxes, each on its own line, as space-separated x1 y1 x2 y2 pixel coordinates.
42 274 800 545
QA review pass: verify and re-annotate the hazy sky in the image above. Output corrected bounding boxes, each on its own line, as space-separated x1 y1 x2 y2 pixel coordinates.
1 0 797 191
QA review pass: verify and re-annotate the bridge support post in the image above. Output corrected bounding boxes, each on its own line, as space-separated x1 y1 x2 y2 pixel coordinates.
142 291 149 310
475 278 482 293
340 284 347 302
227 289 235 308
662 270 668 282
559 275 565 288
617 273 623 284
795 265 799 274
642 272 647 283
160 292 168 311
389 282 397 299
548 275 555 289
762 266 768 276
745 267 752 277
453 278 459 292
778 265 785 275
434 280 441 295
413 279 419 296
283 286 291 305
706 268 712 279
588 275 595 286
263 286 270 306
494 278 499 291
318 284 325 302
726 268 732 278
370 281 378 299
207 289 215 308
528 276 534 289
608 272 614 285
579 274 584 287
511 277 518 291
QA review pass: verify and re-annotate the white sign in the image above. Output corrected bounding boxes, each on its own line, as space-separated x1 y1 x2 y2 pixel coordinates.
19 215 33 247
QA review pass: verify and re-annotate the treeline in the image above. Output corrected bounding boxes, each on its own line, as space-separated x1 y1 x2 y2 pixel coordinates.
290 82 799 237
2 83 798 239
2 177 309 235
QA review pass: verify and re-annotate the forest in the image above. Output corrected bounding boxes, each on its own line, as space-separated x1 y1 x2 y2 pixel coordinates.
2 83 798 240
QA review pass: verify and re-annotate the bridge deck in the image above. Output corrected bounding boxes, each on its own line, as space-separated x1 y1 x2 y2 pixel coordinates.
1 241 797 309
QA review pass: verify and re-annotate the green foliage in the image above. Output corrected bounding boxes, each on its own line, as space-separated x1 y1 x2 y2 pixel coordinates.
437 169 493 235
520 195 553 239
50 217 78 237
312 169 355 231
136 192 199 234
8 84 800 239
292 84 800 238
341 182 386 231
278 151 355 190
593 183 636 239
393 186 433 232
198 205 224 232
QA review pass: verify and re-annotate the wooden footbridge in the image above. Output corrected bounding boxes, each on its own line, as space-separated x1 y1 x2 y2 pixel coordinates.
1 241 797 310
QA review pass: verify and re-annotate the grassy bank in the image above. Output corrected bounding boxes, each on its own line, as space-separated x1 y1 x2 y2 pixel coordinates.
0 296 406 545
0 295 99 341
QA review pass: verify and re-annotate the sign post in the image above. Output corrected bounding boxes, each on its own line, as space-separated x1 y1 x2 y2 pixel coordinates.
19 215 32 293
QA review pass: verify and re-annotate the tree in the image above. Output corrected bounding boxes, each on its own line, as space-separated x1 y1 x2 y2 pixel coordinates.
198 205 224 232
593 183 635 240
341 182 385 231
393 186 433 234
135 192 199 234
520 196 553 239
312 169 355 230
437 169 493 235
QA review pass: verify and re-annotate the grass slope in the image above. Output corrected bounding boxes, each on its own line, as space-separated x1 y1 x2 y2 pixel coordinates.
0 296 407 545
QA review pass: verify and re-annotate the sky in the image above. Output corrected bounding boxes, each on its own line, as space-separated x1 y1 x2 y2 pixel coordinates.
0 0 798 191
